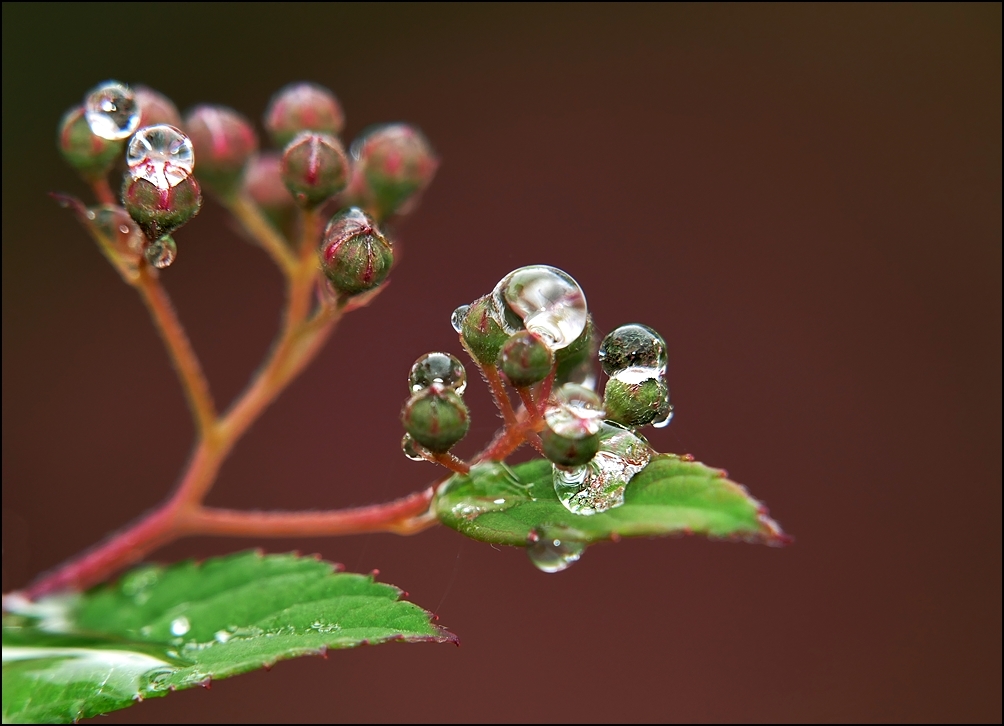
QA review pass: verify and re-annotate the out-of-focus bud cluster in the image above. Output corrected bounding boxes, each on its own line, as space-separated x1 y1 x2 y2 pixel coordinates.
58 79 439 277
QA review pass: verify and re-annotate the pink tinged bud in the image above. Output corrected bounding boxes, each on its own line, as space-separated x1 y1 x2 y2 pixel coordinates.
281 132 348 207
319 207 393 296
348 123 439 221
57 106 123 180
134 86 182 128
264 82 345 147
184 105 258 195
243 152 294 210
122 174 202 240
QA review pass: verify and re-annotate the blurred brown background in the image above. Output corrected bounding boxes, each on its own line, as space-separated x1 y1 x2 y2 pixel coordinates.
2 3 1000 722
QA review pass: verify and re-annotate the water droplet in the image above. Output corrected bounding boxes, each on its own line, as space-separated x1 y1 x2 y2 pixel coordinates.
526 529 586 573
544 383 604 439
652 399 674 428
408 352 467 394
599 324 668 382
401 434 425 461
126 124 195 189
145 236 177 269
553 422 651 514
88 205 145 259
450 304 470 333
170 616 191 637
214 630 231 644
84 81 139 140
493 265 588 350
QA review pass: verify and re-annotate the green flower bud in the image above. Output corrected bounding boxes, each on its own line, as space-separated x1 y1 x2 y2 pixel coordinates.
122 174 202 240
498 331 554 387
603 376 670 428
541 383 603 466
459 296 512 367
319 208 393 296
184 105 258 196
401 384 470 453
348 123 438 221
281 132 349 207
264 82 345 148
541 426 601 468
57 106 123 180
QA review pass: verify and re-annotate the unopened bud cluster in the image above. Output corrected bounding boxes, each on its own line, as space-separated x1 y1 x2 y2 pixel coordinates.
401 353 470 457
403 265 673 518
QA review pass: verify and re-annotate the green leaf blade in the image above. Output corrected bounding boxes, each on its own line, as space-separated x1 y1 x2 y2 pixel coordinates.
434 454 787 547
2 551 454 724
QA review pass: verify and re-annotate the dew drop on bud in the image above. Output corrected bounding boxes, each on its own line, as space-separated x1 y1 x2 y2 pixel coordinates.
493 265 588 350
84 81 139 140
599 324 668 383
526 529 586 573
451 305 470 334
408 352 467 395
127 125 195 190
401 434 425 461
553 422 651 515
652 399 674 429
145 235 177 269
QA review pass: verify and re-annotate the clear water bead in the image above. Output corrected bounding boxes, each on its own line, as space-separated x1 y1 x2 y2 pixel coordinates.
599 324 668 382
493 265 587 350
126 124 195 189
408 352 467 395
526 529 586 573
544 383 604 439
652 399 674 428
145 236 177 269
84 81 139 140
553 422 651 515
401 434 425 461
450 304 470 333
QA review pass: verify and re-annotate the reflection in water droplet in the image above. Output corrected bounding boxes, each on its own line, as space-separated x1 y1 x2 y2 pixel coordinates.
450 304 470 333
599 324 668 380
544 383 604 438
145 236 177 269
126 124 195 189
526 529 586 573
85 81 139 140
493 265 587 350
408 352 467 394
401 434 425 461
170 616 191 637
553 422 651 514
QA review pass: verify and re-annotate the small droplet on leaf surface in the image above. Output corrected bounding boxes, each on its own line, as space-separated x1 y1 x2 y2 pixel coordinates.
84 81 139 140
126 124 195 189
169 616 191 637
408 352 467 395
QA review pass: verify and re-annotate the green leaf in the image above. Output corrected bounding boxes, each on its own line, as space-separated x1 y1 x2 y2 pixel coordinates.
434 454 787 547
2 551 454 724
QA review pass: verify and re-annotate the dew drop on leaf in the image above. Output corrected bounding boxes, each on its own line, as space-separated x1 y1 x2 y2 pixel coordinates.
526 528 586 573
553 422 651 514
84 80 140 140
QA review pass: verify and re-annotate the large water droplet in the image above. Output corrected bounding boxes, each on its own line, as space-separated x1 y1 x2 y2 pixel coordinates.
408 352 467 395
553 422 651 514
493 265 587 350
544 383 604 438
526 528 586 573
599 324 668 382
401 434 425 461
84 81 139 140
450 304 470 333
145 236 177 269
126 124 195 189
170 616 191 637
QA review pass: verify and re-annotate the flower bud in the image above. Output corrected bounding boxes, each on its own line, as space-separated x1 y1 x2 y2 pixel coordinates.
348 123 438 220
541 426 601 468
57 106 123 180
184 105 258 195
458 296 512 367
122 174 202 240
281 132 349 207
603 376 670 428
498 331 554 387
243 152 294 210
401 384 470 453
134 86 182 128
319 208 393 296
264 82 345 147
541 383 603 467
